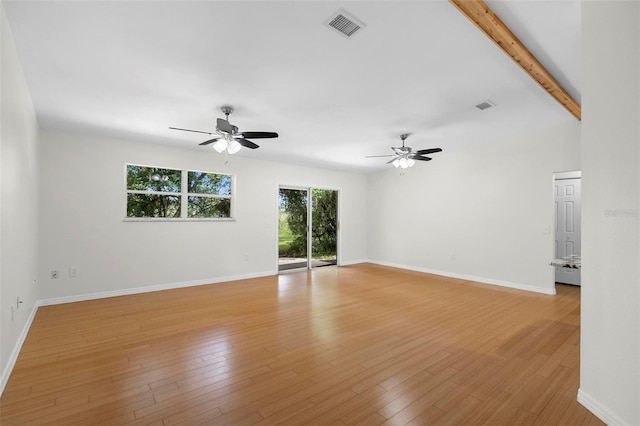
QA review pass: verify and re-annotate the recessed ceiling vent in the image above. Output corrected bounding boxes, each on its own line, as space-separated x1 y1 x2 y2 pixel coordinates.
475 100 496 110
325 9 366 39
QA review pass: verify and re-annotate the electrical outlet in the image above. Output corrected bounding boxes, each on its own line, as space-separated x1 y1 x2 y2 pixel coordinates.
51 270 59 279
69 266 79 277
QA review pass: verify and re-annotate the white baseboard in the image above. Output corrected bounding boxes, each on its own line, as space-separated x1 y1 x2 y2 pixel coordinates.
38 270 276 306
578 388 628 426
368 260 556 295
0 301 39 396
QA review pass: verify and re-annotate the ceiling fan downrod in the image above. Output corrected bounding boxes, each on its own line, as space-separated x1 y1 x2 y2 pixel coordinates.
400 133 409 147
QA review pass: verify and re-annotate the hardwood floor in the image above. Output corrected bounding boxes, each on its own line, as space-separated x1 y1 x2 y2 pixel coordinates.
0 264 603 425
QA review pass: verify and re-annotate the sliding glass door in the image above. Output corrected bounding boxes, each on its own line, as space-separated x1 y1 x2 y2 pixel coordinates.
278 187 338 272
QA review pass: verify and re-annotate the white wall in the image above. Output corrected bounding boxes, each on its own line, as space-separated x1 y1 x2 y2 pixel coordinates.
0 5 40 392
38 129 368 301
367 121 580 294
579 2 640 425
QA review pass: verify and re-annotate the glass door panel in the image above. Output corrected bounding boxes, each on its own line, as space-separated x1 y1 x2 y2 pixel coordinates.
311 189 338 268
278 188 308 271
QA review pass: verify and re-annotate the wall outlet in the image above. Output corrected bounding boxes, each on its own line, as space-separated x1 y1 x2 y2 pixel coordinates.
51 270 59 279
69 266 79 277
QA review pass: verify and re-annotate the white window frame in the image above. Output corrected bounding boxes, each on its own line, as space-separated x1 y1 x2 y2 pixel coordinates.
124 164 235 222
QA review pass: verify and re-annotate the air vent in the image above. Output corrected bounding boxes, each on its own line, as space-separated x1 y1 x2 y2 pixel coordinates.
325 9 366 39
475 100 496 110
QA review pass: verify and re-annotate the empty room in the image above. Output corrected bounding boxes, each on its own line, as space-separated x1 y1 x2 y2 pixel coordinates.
1 1 638 425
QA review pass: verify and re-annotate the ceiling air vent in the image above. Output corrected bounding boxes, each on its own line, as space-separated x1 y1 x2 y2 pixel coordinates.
475 100 496 110
325 9 366 39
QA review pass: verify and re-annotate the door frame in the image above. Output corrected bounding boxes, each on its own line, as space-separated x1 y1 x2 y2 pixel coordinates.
276 184 341 272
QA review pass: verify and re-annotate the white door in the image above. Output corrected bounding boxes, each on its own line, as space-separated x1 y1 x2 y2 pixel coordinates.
554 178 581 285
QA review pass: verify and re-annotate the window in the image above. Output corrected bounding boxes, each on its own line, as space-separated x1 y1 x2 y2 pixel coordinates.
187 171 231 218
126 165 233 220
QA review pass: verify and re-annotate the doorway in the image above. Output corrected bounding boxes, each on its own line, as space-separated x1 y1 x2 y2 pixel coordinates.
554 171 581 286
278 187 338 272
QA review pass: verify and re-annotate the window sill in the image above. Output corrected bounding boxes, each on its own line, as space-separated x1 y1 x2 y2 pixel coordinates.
123 218 236 223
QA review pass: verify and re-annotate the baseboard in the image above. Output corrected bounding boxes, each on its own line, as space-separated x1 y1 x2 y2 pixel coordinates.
0 301 39 397
38 270 276 306
368 260 556 295
578 388 628 426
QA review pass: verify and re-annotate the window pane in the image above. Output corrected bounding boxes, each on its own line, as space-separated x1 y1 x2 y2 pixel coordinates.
127 165 181 192
188 171 231 195
127 194 181 218
187 196 231 218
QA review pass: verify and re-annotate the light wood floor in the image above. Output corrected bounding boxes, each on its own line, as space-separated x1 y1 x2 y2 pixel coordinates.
0 264 603 425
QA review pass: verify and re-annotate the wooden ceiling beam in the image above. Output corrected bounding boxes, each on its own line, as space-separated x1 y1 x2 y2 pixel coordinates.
450 0 581 120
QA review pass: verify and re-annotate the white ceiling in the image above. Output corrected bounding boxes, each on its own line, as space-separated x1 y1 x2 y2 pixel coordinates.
2 0 580 173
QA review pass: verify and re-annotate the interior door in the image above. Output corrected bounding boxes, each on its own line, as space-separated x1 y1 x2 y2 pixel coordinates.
554 177 581 285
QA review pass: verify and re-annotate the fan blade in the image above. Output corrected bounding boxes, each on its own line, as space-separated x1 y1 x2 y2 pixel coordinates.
235 138 260 149
199 138 221 146
416 148 442 155
169 127 214 135
365 154 395 158
386 157 400 164
241 131 279 139
413 155 432 161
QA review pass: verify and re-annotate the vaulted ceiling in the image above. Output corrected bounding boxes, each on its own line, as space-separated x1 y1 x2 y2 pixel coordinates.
2 0 580 172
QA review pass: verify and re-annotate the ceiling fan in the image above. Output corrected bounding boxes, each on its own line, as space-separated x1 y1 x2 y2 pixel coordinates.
169 105 278 155
366 133 442 169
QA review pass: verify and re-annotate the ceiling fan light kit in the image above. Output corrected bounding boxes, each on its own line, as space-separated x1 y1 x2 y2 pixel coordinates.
393 157 415 169
212 136 242 154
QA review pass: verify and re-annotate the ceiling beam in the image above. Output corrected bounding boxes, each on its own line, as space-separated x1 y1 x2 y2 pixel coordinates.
449 0 581 120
